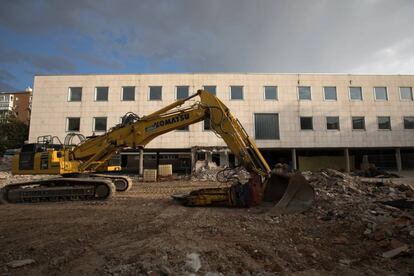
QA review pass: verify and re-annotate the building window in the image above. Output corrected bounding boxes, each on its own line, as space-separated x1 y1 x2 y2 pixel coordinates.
352 116 365 130
176 86 189 100
176 126 189 131
403 116 414 129
203 117 211 130
300 117 313 130
94 117 107 132
400 87 413 101
67 117 80 131
254 113 279 139
122 86 135 101
350 87 362 100
377 116 391 130
374 87 388 101
149 86 162 101
298 86 311 100
203 86 216 95
230 86 243 100
68 87 82 101
264 86 278 100
324 87 337 100
95 87 108 101
326 116 340 130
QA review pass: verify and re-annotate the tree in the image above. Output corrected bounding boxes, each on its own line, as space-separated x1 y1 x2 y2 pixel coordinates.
0 114 29 156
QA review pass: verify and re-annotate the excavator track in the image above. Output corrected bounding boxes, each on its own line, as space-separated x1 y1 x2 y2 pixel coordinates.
90 174 133 192
0 177 115 204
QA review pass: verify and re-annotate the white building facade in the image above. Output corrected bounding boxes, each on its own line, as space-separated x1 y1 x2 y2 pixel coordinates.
29 74 414 172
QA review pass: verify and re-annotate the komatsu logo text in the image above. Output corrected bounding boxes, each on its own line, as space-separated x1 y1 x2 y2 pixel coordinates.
145 113 190 133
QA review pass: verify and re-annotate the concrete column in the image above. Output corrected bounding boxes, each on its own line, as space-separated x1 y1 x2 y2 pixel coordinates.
291 148 297 170
220 151 229 167
139 148 144 176
206 152 212 163
190 148 197 172
344 148 350 173
395 148 402 172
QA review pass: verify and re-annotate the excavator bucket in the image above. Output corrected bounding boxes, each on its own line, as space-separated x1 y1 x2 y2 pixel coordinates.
172 171 314 213
262 172 314 214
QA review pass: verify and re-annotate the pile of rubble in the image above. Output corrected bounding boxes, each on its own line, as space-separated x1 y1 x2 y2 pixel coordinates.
0 156 12 171
306 168 413 259
191 160 223 181
0 171 58 189
191 160 250 183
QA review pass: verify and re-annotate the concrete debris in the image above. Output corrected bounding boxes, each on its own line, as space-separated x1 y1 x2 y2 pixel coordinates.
306 168 413 261
205 272 224 276
7 259 35 268
1 170 414 275
0 171 58 189
0 156 13 171
184 253 201 273
382 244 409 258
192 160 250 183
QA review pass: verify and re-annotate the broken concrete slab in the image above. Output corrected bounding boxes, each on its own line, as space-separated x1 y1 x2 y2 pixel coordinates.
7 259 35 268
382 244 409 258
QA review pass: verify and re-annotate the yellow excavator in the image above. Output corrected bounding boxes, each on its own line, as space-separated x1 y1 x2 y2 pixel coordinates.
1 90 314 212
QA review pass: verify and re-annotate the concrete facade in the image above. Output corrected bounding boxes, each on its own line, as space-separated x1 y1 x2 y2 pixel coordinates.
30 73 414 149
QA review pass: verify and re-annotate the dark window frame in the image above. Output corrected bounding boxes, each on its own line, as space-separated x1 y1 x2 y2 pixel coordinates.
254 113 280 140
324 87 337 101
176 86 190 100
203 85 216 95
352 116 365 130
400 87 413 101
298 86 312 100
326 116 340 130
94 117 107 132
149 86 162 101
230 86 244 100
68 87 82 102
95 87 109 102
403 116 414 129
374 87 388 101
203 117 212 131
377 116 391 130
264 86 278 100
349 87 363 101
300 116 313 130
122 86 135 101
66 117 80 132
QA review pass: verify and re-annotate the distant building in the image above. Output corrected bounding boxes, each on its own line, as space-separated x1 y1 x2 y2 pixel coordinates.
0 87 32 124
29 74 414 172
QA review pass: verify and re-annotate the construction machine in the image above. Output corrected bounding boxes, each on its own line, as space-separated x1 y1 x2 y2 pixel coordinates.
1 90 314 212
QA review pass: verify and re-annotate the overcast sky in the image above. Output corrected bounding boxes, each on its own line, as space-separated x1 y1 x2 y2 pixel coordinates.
1 0 413 90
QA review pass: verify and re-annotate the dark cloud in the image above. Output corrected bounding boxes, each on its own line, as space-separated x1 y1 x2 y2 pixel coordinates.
0 45 76 73
0 81 16 91
1 0 414 74
0 69 16 91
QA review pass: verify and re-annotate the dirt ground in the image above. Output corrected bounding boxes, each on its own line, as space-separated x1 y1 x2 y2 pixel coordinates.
0 178 413 276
